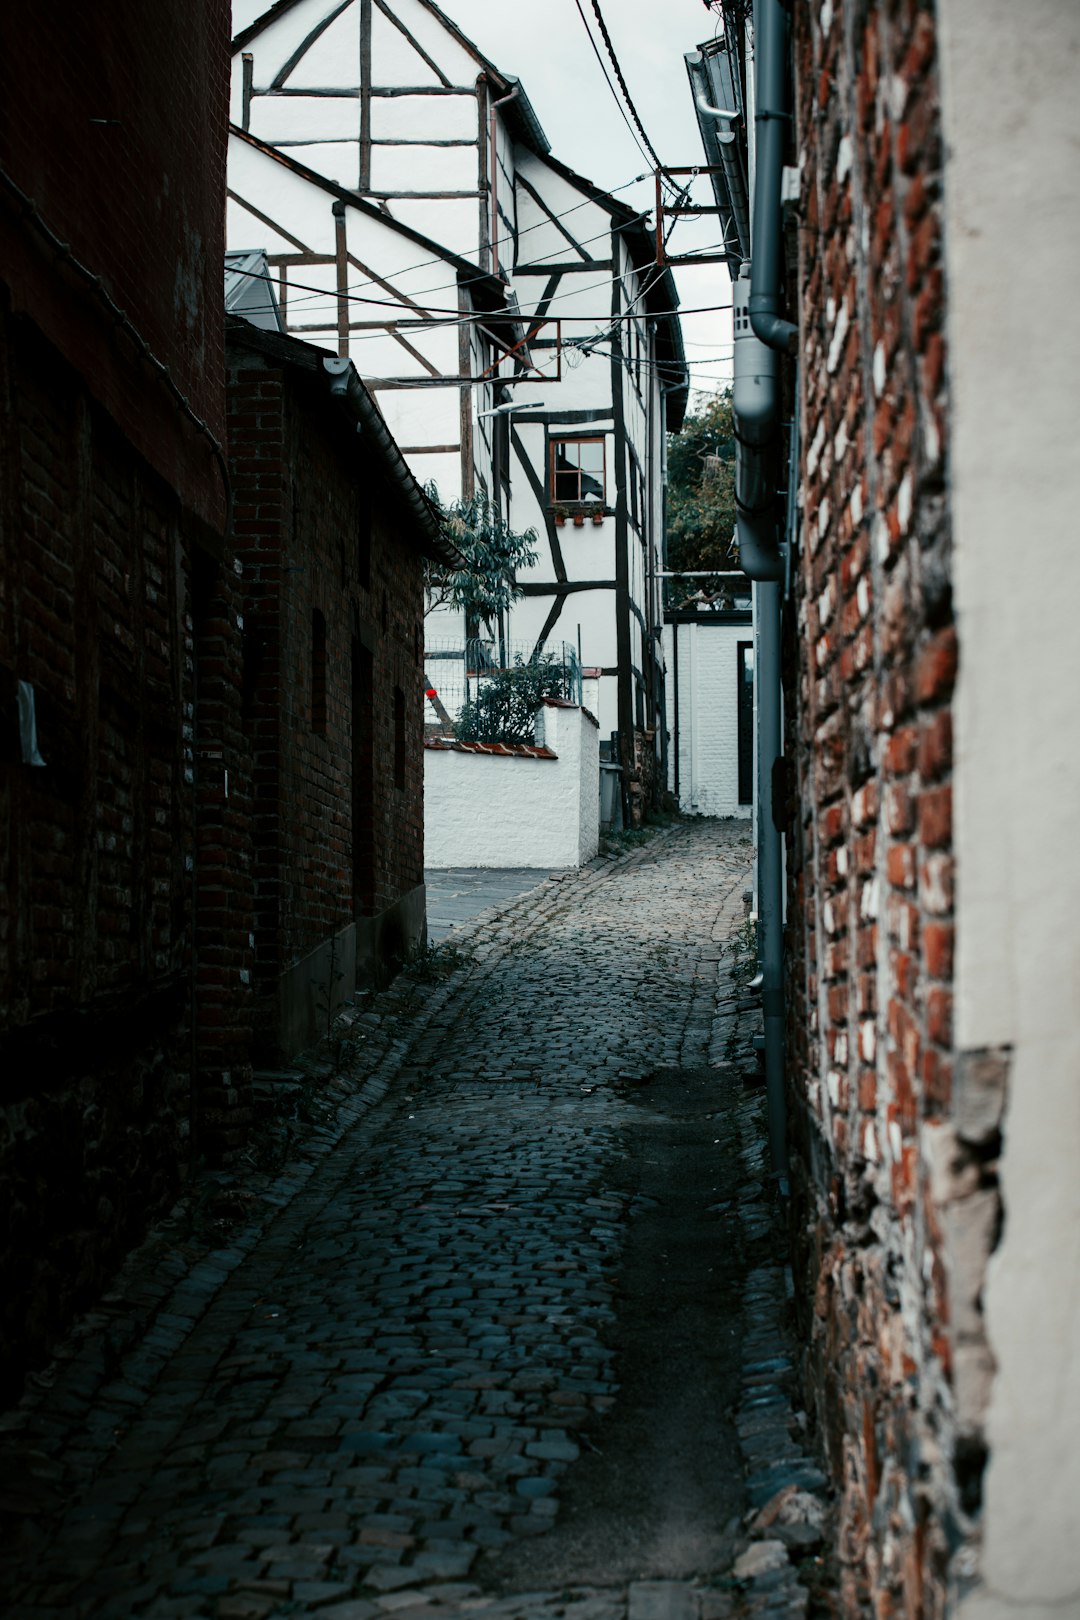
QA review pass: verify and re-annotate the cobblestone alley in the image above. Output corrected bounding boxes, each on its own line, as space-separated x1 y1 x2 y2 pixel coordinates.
1 824 828 1620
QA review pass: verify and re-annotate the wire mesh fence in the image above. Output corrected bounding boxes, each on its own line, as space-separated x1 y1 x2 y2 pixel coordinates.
424 638 583 743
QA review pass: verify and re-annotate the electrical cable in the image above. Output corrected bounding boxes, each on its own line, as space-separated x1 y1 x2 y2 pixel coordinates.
230 261 733 327
230 155 657 316
260 212 647 317
570 0 671 187
585 0 666 175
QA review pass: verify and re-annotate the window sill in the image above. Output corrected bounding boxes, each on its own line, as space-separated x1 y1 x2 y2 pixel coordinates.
552 505 610 527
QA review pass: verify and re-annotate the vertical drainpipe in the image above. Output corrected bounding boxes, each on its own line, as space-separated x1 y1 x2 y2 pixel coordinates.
489 85 519 278
734 262 787 1183
731 0 798 1187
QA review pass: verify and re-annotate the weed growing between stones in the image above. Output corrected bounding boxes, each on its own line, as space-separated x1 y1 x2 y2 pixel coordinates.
404 937 471 982
729 913 758 991
599 808 680 856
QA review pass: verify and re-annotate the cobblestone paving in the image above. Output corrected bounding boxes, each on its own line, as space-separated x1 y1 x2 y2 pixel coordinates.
1 823 827 1620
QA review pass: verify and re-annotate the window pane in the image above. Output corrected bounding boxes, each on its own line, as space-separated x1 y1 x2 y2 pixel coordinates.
551 438 605 502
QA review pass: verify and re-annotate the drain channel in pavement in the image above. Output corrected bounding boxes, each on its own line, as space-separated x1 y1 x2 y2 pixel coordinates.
486 1069 745 1595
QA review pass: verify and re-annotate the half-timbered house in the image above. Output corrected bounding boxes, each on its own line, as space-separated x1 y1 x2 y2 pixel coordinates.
226 0 686 800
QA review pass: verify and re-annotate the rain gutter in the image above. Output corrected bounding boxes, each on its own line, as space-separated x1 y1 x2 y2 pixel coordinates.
748 0 798 357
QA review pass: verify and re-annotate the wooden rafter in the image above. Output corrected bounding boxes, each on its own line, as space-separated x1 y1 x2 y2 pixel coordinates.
515 173 597 264
371 0 451 87
271 0 354 89
383 326 442 377
227 188 313 254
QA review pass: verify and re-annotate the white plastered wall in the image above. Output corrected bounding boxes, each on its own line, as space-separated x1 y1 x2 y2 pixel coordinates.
424 703 600 869
938 3 1080 1614
662 620 750 819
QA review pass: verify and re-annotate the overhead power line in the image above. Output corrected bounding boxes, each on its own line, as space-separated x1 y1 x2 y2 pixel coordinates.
585 0 666 175
570 0 670 188
231 164 656 319
231 262 732 327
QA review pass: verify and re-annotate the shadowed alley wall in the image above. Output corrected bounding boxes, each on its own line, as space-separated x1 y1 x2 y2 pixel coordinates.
0 0 248 1398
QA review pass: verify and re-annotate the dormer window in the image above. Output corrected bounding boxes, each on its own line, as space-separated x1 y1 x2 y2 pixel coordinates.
551 436 606 504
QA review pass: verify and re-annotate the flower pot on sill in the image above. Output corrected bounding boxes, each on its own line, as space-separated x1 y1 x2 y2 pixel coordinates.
572 512 585 527
554 511 567 526
591 511 604 525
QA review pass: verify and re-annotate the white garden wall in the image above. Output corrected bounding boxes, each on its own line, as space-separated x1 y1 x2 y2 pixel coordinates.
424 701 600 869
663 616 752 819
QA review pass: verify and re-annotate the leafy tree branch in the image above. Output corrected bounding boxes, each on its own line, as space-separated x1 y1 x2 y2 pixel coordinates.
665 389 739 593
425 488 539 620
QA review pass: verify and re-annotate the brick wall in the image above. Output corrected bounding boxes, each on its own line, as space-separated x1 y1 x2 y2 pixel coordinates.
0 1 244 1398
0 312 249 1398
191 548 256 1162
227 333 427 1058
0 0 230 529
785 4 971 1613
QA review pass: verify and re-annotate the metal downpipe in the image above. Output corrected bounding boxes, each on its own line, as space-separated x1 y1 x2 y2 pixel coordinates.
757 579 787 1185
749 0 798 357
738 0 794 1185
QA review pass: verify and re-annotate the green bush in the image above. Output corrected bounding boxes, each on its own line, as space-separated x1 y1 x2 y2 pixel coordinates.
456 653 569 745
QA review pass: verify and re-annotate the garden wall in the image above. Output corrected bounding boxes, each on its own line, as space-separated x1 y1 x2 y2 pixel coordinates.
424 700 599 870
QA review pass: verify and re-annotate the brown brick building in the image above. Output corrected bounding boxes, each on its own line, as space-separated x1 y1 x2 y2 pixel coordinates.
0 2 448 1400
226 318 450 1058
786 3 961 1609
0 1 248 1395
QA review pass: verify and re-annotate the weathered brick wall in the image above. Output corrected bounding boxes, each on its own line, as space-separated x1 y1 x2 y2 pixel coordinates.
0 2 245 1398
0 312 249 1397
785 4 977 1613
191 550 256 1163
0 1 230 529
227 339 426 1057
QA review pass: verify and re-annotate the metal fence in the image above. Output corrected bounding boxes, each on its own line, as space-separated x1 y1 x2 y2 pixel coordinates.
424 638 583 733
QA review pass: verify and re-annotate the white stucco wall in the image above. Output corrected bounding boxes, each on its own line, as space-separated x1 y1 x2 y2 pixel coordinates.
424 702 600 869
577 701 601 862
663 619 751 819
937 3 1080 1614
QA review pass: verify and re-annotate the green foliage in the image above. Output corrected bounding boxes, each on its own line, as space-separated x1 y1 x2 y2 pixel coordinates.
665 389 738 580
456 652 568 746
426 488 539 620
599 808 680 857
405 938 470 982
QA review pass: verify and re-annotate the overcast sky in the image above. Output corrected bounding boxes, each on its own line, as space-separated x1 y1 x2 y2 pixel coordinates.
444 0 735 403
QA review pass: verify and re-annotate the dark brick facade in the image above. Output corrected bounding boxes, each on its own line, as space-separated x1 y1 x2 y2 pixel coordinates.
0 0 230 530
226 323 429 1060
784 4 972 1614
0 3 243 1399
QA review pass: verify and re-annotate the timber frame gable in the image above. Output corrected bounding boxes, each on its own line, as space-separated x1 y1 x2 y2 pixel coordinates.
226 0 688 762
228 0 558 499
501 147 687 748
232 0 547 266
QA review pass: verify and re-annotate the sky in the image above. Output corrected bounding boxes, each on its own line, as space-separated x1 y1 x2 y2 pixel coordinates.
442 0 736 403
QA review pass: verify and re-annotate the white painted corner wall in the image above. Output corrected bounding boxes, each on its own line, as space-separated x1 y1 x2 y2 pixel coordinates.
939 1 1080 1613
424 703 600 869
663 620 751 819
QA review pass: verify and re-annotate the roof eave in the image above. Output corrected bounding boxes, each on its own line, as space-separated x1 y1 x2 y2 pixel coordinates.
224 316 455 564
